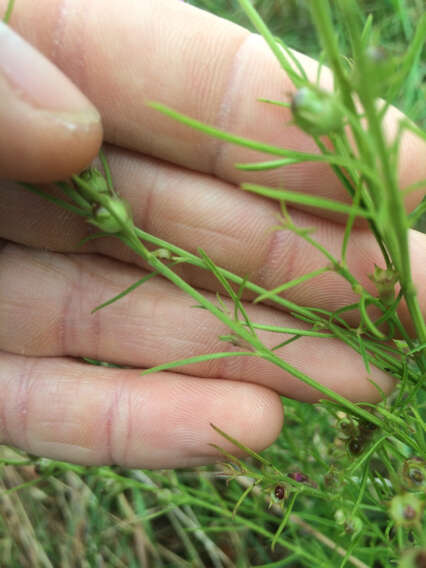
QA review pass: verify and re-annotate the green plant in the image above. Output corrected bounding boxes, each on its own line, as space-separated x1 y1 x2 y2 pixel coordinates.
2 0 425 566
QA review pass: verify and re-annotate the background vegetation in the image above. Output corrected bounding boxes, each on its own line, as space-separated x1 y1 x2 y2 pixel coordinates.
0 1 424 567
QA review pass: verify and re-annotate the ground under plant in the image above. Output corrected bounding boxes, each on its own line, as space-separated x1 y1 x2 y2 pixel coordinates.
1 0 425 566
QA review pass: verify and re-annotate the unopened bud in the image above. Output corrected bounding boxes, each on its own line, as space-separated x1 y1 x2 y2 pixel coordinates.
288 472 309 483
291 86 343 136
80 168 109 194
90 198 132 233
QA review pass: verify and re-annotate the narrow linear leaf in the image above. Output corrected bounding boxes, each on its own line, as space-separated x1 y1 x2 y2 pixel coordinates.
255 267 329 303
232 482 257 520
379 14 426 117
198 248 256 337
91 272 158 314
271 492 298 552
56 181 92 212
357 333 371 373
347 435 389 476
237 0 306 87
134 226 328 325
407 343 426 356
210 424 275 469
408 198 426 227
258 97 291 108
402 178 426 195
77 232 111 247
360 12 373 44
236 158 301 171
242 184 371 218
20 183 89 217
99 147 116 195
271 335 302 351
148 102 379 181
140 351 255 376
198 248 236 300
248 323 333 338
275 36 309 81
359 295 386 340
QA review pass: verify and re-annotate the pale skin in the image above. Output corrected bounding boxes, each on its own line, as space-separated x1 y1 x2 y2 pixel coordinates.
0 0 424 469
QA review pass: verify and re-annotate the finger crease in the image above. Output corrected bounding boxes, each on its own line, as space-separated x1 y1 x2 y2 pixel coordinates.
210 32 251 178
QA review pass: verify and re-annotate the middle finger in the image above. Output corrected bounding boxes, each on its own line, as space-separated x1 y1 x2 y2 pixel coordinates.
1 146 424 329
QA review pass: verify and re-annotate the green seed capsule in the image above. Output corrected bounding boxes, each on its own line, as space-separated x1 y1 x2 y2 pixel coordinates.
89 198 131 233
291 86 343 136
398 548 426 568
402 457 425 491
368 264 399 306
389 494 423 527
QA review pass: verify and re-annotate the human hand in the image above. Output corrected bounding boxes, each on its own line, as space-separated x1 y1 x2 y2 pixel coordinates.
0 0 424 468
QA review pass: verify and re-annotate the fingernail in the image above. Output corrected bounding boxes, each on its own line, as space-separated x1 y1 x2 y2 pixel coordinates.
0 21 100 123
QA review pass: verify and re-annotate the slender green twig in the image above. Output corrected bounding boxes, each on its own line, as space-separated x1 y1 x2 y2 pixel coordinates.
2 0 15 22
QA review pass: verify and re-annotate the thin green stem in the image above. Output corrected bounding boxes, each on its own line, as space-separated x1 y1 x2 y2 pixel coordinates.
2 0 15 22
338 2 425 354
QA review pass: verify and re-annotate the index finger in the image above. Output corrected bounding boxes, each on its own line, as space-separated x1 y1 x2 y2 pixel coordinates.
4 0 425 214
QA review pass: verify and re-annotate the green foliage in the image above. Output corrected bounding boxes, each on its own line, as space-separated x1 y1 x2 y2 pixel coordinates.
1 0 425 566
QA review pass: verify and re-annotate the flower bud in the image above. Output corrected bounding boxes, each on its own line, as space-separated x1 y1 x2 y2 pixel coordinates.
339 418 356 437
288 472 309 483
335 509 346 525
89 198 132 234
80 167 109 194
358 46 398 97
291 86 343 136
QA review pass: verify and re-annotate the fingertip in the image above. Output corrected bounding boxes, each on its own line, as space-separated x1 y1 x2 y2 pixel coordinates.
195 382 284 462
0 22 102 182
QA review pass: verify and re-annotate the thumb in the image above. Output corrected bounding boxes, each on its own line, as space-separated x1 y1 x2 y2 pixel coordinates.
0 21 102 182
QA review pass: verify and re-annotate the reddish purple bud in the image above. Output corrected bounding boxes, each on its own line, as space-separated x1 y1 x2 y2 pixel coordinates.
288 472 309 483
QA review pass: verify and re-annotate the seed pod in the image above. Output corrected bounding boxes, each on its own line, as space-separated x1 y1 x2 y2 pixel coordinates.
368 265 399 306
398 548 426 568
344 516 363 536
389 494 424 527
402 457 425 491
348 437 364 456
359 419 378 435
335 509 346 525
291 86 343 136
339 418 357 437
324 467 340 488
89 198 132 234
274 485 286 500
